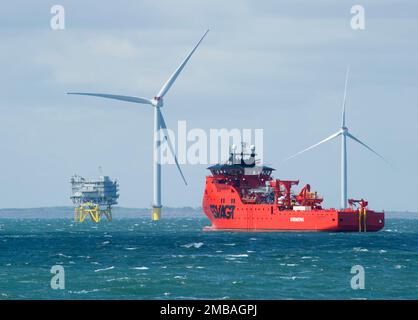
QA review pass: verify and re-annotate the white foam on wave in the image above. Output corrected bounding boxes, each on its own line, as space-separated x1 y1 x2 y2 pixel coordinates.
181 242 204 249
280 276 309 280
353 247 369 252
94 266 115 272
226 254 249 258
132 266 149 270
106 277 130 282
70 289 100 294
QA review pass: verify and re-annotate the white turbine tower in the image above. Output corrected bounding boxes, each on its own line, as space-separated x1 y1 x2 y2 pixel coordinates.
286 67 387 209
68 30 209 221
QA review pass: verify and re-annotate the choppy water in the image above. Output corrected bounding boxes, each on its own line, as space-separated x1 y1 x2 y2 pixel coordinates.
0 218 417 299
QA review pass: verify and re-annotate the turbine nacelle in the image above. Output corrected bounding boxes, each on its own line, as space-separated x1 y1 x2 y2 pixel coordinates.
152 97 164 108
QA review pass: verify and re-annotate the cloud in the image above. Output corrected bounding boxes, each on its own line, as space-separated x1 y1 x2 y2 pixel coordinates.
0 1 417 209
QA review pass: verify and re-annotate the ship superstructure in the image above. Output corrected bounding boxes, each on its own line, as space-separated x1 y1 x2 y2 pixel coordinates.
202 145 384 232
71 174 119 223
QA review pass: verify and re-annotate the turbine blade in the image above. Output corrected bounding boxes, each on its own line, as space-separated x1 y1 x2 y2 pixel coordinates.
285 131 342 161
67 92 153 105
341 66 350 127
157 109 188 185
156 29 209 99
346 132 389 163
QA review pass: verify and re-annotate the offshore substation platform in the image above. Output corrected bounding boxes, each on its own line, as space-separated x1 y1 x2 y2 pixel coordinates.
70 174 119 223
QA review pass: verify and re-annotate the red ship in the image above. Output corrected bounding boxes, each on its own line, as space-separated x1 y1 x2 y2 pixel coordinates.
202 145 384 232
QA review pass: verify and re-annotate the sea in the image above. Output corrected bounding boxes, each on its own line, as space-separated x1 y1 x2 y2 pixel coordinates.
0 217 417 300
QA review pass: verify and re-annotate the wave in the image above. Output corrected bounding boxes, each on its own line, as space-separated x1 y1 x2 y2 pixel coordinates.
94 266 115 272
279 276 309 280
226 254 249 258
69 289 100 294
181 242 204 249
353 247 369 252
132 266 149 270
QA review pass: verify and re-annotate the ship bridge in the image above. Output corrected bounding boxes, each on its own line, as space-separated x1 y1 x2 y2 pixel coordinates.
208 163 274 178
208 144 274 178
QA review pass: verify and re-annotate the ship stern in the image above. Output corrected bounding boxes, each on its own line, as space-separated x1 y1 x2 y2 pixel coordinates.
337 209 384 232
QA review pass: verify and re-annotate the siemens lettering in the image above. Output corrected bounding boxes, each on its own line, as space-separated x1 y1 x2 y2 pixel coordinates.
210 205 235 219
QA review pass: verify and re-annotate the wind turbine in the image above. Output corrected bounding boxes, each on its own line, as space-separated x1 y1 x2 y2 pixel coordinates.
68 30 209 221
285 67 387 209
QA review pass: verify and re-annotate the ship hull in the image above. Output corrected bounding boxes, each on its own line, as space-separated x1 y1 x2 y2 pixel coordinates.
202 183 384 232
202 210 384 232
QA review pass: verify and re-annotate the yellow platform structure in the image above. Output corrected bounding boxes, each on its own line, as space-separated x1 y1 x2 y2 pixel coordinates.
152 206 162 221
74 202 112 223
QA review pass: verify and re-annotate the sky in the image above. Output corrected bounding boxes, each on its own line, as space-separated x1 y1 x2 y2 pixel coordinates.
0 0 417 211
